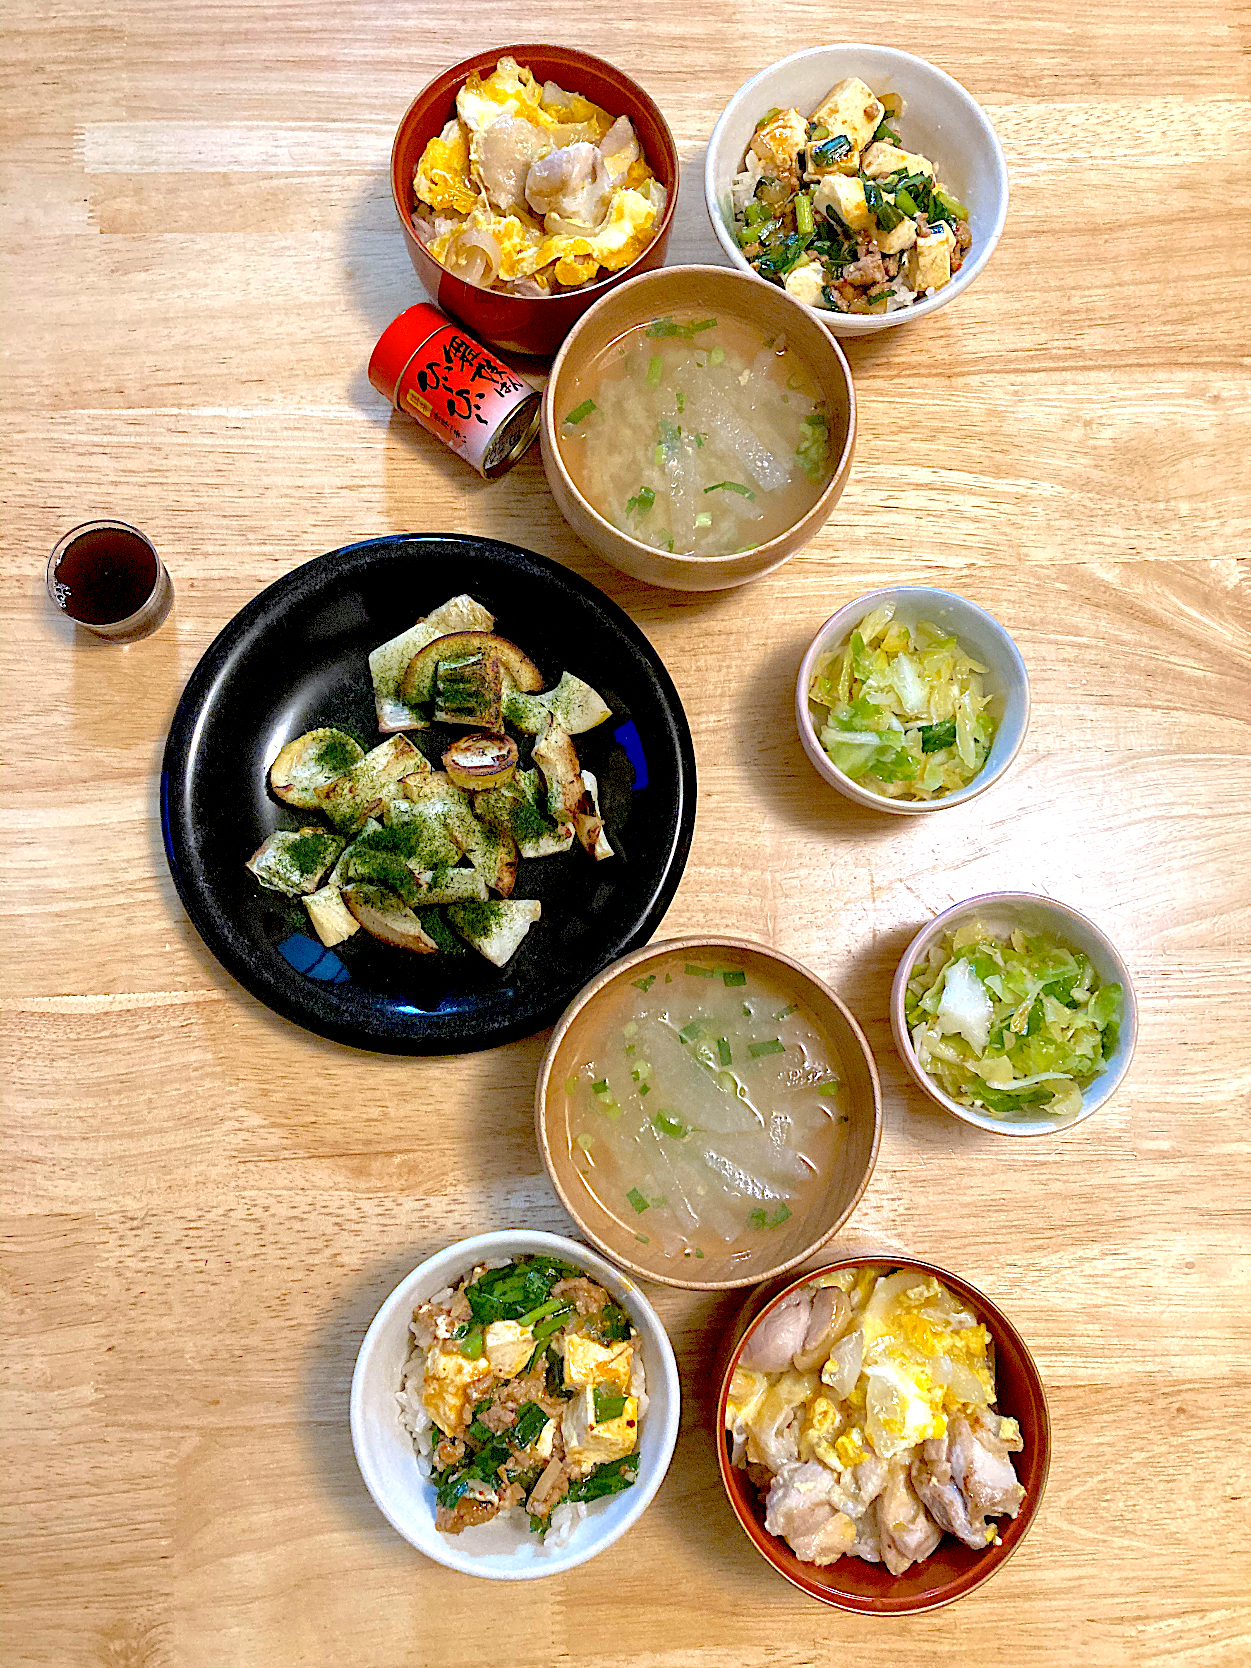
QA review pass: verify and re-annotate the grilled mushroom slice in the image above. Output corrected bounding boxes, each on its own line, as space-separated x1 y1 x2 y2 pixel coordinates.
400 631 544 708
342 883 439 953
269 729 364 808
442 733 519 791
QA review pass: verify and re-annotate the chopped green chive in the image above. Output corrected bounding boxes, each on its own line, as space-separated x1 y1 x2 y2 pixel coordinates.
592 1079 609 1095
709 345 725 366
705 481 755 500
776 1003 797 1019
685 963 715 978
564 399 596 425
632 973 657 991
639 1082 651 1097
593 1388 627 1422
694 1247 704 1258
749 1038 786 1058
626 1187 649 1215
721 969 747 987
742 1003 752 1017
653 1111 688 1139
679 1021 702 1042
813 1074 841 1090
625 486 656 517
565 1075 578 1094
694 511 712 528
717 1037 732 1067
646 355 663 388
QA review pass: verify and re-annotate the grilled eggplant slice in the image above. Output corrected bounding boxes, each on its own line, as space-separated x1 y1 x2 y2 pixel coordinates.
399 631 544 709
433 653 503 728
369 594 495 732
442 733 519 791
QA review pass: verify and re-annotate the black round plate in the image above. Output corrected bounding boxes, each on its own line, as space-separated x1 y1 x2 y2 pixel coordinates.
161 535 696 1054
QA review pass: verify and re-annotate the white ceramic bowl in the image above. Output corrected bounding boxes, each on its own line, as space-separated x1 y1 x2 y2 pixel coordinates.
705 44 1008 338
350 1230 681 1579
891 893 1139 1138
795 586 1029 814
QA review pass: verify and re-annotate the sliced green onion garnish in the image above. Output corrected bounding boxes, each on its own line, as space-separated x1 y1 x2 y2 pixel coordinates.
895 187 919 215
705 481 755 499
564 399 596 425
694 511 712 528
646 355 663 388
709 345 725 367
632 973 657 991
626 1187 649 1214
592 1079 610 1095
795 193 814 236
754 107 781 131
720 968 747 987
639 1082 651 1096
749 1038 785 1058
776 1003 797 1019
717 1037 732 1066
748 1204 792 1230
685 963 714 977
679 1021 702 1042
653 1111 688 1139
459 1325 484 1358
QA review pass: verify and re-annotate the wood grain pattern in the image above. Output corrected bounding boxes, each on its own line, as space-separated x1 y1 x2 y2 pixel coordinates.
2 1 1249 1663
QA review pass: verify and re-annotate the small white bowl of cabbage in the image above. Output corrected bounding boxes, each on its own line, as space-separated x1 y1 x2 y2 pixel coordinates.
891 894 1138 1137
795 586 1029 813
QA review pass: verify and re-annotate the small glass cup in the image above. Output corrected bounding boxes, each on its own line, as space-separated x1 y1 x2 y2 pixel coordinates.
46 519 173 642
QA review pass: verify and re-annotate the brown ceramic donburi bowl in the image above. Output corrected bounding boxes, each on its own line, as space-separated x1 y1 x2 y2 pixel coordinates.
535 938 882 1290
717 1255 1051 1612
541 266 856 590
390 46 678 357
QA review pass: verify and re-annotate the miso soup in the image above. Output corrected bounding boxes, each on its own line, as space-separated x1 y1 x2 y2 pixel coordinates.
557 310 834 557
558 953 850 1265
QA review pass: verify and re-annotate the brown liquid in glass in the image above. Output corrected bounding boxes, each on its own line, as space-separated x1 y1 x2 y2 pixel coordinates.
53 528 158 624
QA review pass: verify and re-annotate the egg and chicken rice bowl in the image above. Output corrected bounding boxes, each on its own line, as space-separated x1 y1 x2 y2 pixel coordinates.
413 57 667 296
726 1266 1025 1575
398 1255 647 1546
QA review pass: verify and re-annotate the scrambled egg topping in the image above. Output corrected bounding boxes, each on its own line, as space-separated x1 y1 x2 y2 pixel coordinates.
413 56 664 293
726 1270 999 1474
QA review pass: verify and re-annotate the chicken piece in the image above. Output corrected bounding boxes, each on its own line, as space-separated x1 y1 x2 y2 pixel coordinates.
847 1507 882 1563
911 1435 994 1549
740 1290 813 1373
473 116 552 214
764 1461 856 1566
525 141 612 226
949 1412 1025 1520
876 1460 942 1576
743 1370 815 1472
749 107 808 188
846 1453 889 1516
599 113 640 180
793 1285 853 1372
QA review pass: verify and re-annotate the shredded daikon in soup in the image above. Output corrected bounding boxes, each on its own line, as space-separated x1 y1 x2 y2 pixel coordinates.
557 312 833 556
560 956 849 1264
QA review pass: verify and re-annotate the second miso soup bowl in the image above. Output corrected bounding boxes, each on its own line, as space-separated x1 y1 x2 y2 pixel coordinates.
541 266 856 591
717 1254 1051 1611
796 586 1030 814
535 937 882 1289
891 892 1139 1137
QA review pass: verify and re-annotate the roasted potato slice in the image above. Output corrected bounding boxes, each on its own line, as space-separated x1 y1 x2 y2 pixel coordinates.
342 883 439 953
269 729 364 808
246 828 344 895
446 898 541 967
315 735 428 834
302 886 360 947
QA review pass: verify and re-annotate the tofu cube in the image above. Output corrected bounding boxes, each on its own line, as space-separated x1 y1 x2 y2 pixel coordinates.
905 221 955 292
561 1386 640 1476
563 1334 633 1393
811 77 884 152
749 107 808 185
874 212 917 255
421 1343 493 1433
815 174 871 232
483 1320 535 1377
861 141 935 181
784 259 827 308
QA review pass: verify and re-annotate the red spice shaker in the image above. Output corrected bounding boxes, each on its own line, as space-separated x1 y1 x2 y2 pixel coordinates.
368 304 541 479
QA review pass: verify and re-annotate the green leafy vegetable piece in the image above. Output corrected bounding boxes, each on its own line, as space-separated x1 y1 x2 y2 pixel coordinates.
919 720 958 752
565 1455 639 1502
593 1388 628 1423
810 134 853 166
748 1204 793 1230
679 1021 702 1042
646 355 663 388
685 963 715 977
512 1402 550 1450
625 485 656 517
632 973 657 991
626 1187 649 1215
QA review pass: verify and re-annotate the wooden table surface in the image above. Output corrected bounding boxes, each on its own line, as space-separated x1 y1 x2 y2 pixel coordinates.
3 2 1249 1663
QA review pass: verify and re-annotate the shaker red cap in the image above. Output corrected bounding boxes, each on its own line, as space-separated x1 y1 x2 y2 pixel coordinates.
368 302 447 405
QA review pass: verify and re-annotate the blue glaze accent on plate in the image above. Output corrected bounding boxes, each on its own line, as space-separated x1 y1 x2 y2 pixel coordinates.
614 721 648 791
160 534 696 1055
278 934 351 984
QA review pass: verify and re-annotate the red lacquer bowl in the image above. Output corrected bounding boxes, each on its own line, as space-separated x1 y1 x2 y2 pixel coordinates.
390 45 679 358
717 1256 1051 1613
